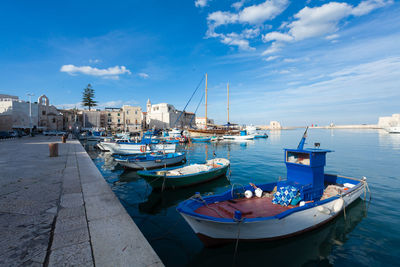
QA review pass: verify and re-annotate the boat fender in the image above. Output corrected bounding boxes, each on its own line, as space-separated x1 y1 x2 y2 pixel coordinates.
317 206 331 215
333 198 344 213
255 188 263 198
244 190 253 198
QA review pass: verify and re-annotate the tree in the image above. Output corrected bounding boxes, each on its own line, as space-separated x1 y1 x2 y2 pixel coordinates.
82 84 97 111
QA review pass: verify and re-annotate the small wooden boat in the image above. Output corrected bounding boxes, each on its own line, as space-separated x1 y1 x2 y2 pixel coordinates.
177 128 369 247
114 152 186 169
137 158 230 190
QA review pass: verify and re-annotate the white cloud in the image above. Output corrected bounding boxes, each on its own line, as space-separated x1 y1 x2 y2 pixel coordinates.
352 0 393 16
138 73 149 79
238 0 289 24
195 0 211 8
260 0 392 55
283 58 300 63
232 0 246 10
264 55 279 61
288 2 352 41
206 0 288 50
325 33 339 40
60 65 131 77
262 31 294 42
220 33 254 50
261 42 281 55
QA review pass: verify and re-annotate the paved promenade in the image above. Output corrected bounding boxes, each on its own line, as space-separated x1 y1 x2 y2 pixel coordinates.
0 136 163 266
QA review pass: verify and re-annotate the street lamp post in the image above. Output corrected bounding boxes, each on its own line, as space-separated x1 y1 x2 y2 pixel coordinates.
26 93 34 135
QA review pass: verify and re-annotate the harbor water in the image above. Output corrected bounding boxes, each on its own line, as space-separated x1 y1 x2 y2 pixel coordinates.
85 129 400 266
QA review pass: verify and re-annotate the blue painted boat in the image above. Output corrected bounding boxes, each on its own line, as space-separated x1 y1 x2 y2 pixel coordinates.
114 152 186 170
177 128 369 247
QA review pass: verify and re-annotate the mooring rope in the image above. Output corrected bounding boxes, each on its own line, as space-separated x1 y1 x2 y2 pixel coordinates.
232 218 243 267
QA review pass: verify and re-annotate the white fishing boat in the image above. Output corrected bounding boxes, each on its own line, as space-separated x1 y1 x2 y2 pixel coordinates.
223 130 254 140
114 152 186 170
386 125 400 133
177 128 370 247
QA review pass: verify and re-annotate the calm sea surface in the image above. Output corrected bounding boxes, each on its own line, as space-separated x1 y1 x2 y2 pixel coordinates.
86 129 400 266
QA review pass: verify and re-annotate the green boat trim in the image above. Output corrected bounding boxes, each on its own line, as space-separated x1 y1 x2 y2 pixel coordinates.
138 158 230 190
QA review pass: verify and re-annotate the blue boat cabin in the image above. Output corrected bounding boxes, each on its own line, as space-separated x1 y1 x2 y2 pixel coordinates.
281 147 332 201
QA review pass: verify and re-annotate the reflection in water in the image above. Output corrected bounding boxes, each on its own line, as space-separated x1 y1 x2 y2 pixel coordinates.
139 176 231 215
378 129 400 150
268 130 281 143
188 199 368 267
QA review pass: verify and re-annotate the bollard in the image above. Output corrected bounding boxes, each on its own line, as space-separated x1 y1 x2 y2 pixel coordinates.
49 143 58 157
61 135 66 143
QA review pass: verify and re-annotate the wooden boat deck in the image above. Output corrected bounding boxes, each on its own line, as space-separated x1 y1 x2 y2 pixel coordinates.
195 196 294 219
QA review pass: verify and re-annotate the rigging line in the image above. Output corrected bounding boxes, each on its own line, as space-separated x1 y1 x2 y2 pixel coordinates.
188 91 205 127
173 75 205 127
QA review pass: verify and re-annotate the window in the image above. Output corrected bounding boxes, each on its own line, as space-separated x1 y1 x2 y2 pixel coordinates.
118 119 120 123
52 118 56 123
108 113 111 116
108 118 112 123
135 119 137 124
135 111 137 115
118 113 120 116
42 111 46 115
126 111 129 114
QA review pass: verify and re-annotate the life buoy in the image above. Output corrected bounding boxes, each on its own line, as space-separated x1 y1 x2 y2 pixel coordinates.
140 145 146 153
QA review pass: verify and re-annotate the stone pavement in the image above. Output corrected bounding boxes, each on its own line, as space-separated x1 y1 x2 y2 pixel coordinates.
0 136 163 266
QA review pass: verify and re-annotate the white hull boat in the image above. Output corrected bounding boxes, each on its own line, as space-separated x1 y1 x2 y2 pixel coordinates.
223 135 254 140
114 152 186 169
178 178 365 246
386 126 400 133
177 128 370 247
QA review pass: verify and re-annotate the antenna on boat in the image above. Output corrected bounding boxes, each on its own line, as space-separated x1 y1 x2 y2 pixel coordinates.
297 126 309 150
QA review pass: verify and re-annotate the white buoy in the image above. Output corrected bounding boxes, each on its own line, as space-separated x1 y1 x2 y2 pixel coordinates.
244 190 253 198
255 188 263 198
333 198 344 213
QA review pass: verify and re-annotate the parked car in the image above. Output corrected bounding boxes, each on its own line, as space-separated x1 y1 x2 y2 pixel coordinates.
0 131 11 139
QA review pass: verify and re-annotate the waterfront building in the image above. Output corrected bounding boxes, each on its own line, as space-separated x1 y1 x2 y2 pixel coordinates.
0 94 63 132
104 106 142 132
0 94 38 131
269 120 282 129
81 110 106 130
59 109 82 132
195 117 215 129
146 99 195 129
378 113 400 128
37 95 63 131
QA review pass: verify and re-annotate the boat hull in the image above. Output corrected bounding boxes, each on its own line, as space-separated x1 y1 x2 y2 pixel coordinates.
116 153 186 170
223 135 254 140
179 182 364 247
139 163 229 190
106 143 176 154
386 126 400 133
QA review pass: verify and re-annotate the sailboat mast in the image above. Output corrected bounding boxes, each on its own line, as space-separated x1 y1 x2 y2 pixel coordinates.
205 73 208 128
227 82 229 123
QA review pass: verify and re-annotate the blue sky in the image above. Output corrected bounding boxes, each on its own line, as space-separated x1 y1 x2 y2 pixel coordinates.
1 0 399 126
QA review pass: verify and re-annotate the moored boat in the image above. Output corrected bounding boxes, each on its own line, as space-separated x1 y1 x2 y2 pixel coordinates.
177 128 369 247
114 152 186 170
386 126 400 133
137 158 230 190
223 130 254 140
